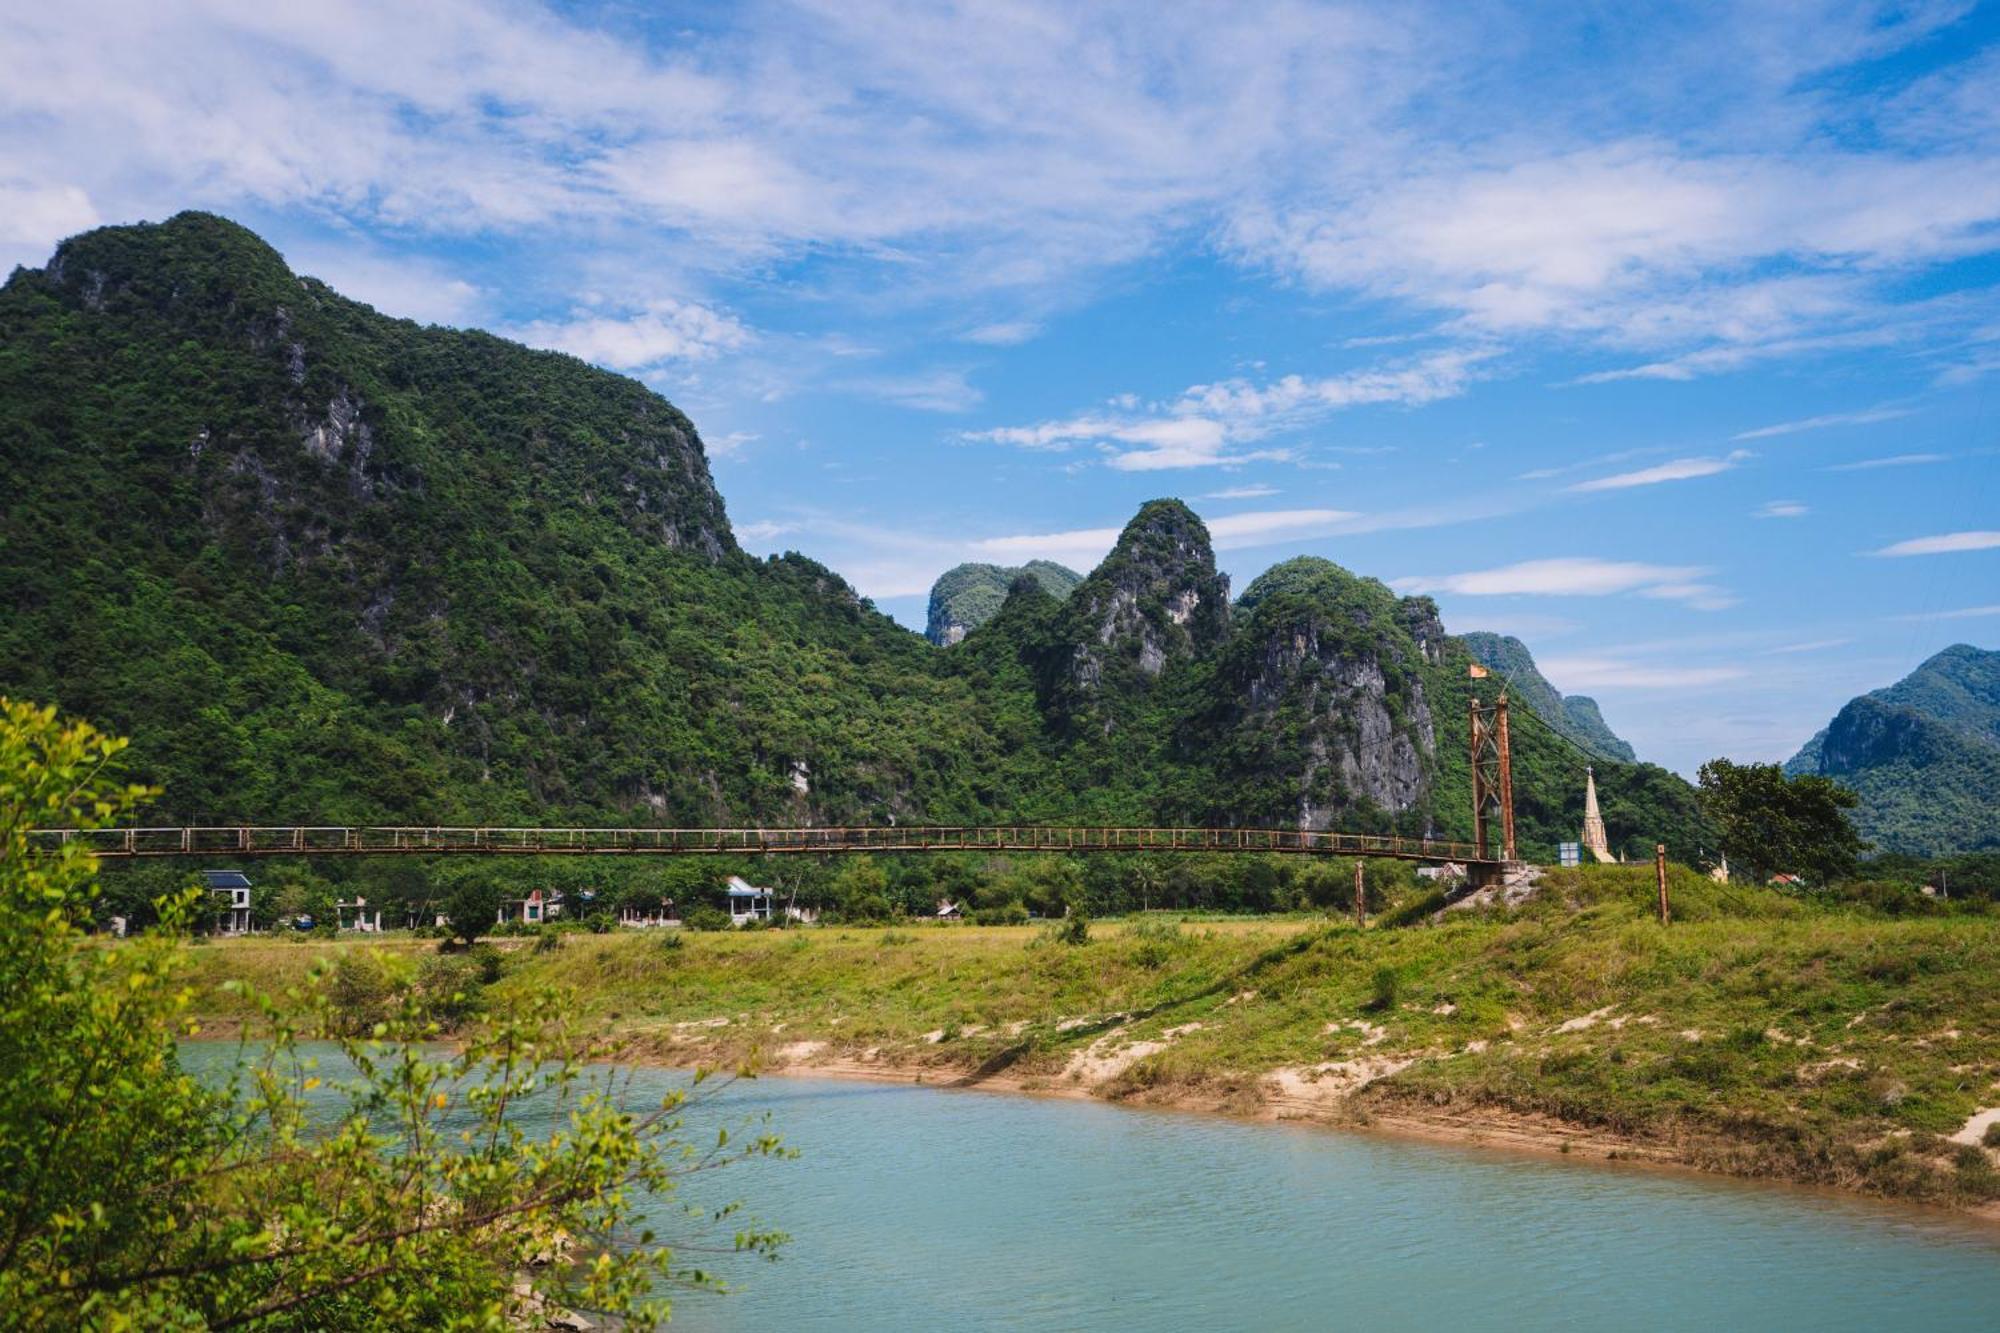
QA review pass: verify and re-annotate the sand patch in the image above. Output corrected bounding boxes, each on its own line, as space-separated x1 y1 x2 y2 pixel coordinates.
1264 1056 1416 1112
774 1040 826 1063
1557 1006 1617 1033
1949 1107 2000 1148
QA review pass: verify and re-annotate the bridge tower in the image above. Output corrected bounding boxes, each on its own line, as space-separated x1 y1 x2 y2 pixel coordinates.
1469 693 1516 862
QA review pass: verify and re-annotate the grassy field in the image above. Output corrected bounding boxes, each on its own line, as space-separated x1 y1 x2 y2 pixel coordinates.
179 866 2000 1210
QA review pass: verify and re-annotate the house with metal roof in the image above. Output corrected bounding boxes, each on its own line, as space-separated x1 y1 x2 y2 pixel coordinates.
203 870 253 935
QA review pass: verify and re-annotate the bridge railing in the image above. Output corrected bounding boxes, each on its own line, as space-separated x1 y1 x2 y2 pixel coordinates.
24 824 1492 863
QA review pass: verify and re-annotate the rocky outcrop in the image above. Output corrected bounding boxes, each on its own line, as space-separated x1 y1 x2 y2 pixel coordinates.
925 560 1081 645
1056 501 1228 724
1194 557 1437 830
1459 631 1636 763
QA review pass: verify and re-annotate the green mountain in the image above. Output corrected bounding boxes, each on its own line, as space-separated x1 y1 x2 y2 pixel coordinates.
1459 632 1637 763
0 212 1706 861
925 560 1081 645
1786 645 2000 856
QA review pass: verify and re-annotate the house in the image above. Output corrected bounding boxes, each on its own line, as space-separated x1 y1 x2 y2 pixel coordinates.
335 895 383 932
620 896 680 928
497 889 558 926
724 876 774 926
1769 873 1807 889
203 870 253 935
935 899 963 920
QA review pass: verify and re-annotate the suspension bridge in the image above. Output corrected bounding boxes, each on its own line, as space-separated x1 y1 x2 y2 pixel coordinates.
28 703 1528 883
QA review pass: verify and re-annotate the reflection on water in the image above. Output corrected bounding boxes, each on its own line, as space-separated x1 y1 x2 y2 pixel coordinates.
179 1048 2000 1331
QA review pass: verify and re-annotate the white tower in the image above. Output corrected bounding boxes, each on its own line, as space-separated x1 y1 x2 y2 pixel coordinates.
1581 766 1614 864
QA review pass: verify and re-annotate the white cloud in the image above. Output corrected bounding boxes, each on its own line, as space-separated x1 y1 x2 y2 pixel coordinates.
1826 452 1948 471
736 519 792 543
285 246 485 325
1889 604 2000 621
1870 530 2000 557
513 298 751 370
707 431 759 458
1397 557 1734 609
960 320 1040 346
1753 500 1809 519
1732 406 1914 440
1200 484 1278 500
0 180 97 267
1568 450 1750 493
1759 637 1852 655
841 368 983 413
1206 509 1357 549
1537 656 1748 690
966 346 1490 470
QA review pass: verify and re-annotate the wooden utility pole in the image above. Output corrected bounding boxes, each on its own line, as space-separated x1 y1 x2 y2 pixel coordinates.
1655 843 1670 926
1354 858 1366 928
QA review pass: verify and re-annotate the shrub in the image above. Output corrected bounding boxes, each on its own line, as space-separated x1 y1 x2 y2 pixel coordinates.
684 904 732 932
660 930 687 952
533 924 564 953
414 954 484 1027
1984 1122 2000 1149
1052 913 1090 946
467 943 505 985
972 900 1029 926
1367 964 1400 1012
584 910 615 934
326 952 399 1034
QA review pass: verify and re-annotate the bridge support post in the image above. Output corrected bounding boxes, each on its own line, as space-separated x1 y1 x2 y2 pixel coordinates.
1470 693 1517 864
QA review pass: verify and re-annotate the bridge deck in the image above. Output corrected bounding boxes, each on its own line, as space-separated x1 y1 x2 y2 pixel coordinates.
28 824 1497 864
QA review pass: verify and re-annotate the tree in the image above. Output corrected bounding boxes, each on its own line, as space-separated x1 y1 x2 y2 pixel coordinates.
1697 758 1868 886
439 869 502 945
0 699 785 1327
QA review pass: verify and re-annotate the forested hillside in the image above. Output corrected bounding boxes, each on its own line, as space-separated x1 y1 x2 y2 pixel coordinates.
1787 645 2000 855
925 560 1081 644
1460 632 1636 762
1 212 1705 859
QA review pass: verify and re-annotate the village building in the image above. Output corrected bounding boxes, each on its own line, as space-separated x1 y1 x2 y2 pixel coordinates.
725 876 774 926
497 888 562 926
203 870 253 935
935 898 963 920
335 895 383 932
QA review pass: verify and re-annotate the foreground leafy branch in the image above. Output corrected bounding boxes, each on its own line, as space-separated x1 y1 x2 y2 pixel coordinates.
0 699 787 1329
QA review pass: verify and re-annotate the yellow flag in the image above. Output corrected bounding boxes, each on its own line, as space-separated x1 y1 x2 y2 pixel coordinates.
1468 663 1490 679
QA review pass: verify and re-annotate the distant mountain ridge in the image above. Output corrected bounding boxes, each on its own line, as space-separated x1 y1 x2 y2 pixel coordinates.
0 211 1709 861
925 560 1081 645
1786 644 2000 856
1458 632 1637 763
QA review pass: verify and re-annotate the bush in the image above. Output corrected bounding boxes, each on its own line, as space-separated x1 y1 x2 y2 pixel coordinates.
467 943 505 985
1128 918 1184 969
972 900 1029 926
326 952 399 1034
533 924 564 953
414 954 484 1027
1368 964 1400 1012
1985 1122 2000 1149
584 910 615 934
684 904 732 932
1048 913 1090 946
660 930 686 952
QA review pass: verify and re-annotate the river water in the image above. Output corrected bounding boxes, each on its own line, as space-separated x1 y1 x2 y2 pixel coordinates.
667 1075 2000 1331
181 1049 2000 1329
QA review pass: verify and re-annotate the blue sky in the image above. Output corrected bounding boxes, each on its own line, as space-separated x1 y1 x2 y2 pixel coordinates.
3 1 1998 775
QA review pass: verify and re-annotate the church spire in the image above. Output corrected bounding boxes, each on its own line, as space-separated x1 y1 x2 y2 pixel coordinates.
1582 766 1614 863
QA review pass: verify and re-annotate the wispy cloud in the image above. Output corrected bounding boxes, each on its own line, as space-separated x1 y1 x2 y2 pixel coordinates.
1870 530 2000 557
1753 500 1809 519
1760 637 1852 655
1568 451 1750 493
1826 452 1948 471
840 368 983 413
513 298 752 370
966 347 1492 470
1200 484 1279 500
1537 656 1749 690
1889 604 2000 622
959 321 1040 346
1732 405 1914 440
1396 557 1734 609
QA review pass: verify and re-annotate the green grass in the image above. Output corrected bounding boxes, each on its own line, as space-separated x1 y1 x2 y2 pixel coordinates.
178 865 2000 1208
